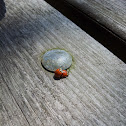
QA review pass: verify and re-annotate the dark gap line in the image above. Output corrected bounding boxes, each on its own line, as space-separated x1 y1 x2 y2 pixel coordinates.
44 0 126 63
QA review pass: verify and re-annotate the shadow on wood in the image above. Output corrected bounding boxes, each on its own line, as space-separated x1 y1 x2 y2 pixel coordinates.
45 0 126 63
0 6 62 53
0 0 6 21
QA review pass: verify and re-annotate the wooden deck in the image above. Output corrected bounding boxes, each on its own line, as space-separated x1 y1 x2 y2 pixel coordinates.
44 0 126 63
62 0 126 41
1 0 126 126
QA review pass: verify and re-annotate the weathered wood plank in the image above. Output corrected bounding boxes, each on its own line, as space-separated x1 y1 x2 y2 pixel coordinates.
62 0 126 41
0 0 126 126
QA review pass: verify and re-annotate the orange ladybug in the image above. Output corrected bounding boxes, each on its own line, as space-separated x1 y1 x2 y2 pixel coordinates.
54 68 68 79
61 70 68 78
54 68 62 78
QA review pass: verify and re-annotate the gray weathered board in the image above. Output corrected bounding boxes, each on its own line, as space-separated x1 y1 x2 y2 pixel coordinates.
0 0 126 126
63 0 126 41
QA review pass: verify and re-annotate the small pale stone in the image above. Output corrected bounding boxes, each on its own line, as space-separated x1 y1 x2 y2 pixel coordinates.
42 49 72 72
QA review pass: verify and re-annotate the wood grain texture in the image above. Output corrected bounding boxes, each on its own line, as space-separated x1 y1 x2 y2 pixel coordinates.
0 0 126 126
63 0 126 41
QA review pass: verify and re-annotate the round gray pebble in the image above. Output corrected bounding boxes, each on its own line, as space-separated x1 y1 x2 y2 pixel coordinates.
42 49 72 72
